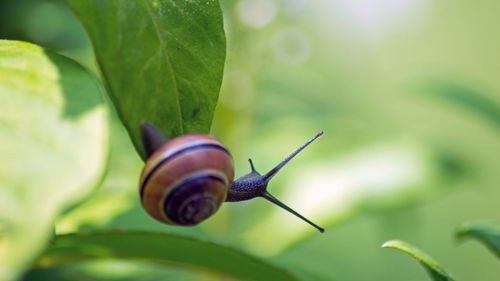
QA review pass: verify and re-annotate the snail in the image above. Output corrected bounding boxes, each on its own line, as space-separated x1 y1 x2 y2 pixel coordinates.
139 121 324 232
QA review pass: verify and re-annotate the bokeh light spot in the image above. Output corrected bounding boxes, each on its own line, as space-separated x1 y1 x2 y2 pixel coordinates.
237 0 277 28
273 28 311 65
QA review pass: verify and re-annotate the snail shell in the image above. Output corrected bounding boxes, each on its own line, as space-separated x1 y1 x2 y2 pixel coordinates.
139 134 234 225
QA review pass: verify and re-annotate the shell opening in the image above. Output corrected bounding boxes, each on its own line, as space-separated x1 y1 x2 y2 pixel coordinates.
180 196 217 224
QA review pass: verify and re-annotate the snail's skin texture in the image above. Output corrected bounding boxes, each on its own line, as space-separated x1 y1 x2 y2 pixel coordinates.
226 160 266 202
139 134 234 225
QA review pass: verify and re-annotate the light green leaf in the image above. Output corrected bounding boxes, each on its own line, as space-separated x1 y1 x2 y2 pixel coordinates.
0 40 108 281
382 240 455 281
64 0 226 159
456 223 500 259
34 230 299 281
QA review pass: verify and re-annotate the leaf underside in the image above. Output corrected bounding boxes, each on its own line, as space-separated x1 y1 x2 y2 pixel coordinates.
64 0 227 160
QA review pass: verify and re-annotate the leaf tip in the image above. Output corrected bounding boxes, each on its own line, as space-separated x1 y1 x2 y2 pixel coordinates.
381 239 404 249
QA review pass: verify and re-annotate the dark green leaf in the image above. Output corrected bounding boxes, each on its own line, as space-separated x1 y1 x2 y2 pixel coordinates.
0 40 108 281
26 260 220 281
64 0 226 159
382 240 455 281
34 230 299 281
456 223 500 259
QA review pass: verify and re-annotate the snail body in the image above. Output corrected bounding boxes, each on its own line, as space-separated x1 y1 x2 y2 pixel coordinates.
139 121 324 232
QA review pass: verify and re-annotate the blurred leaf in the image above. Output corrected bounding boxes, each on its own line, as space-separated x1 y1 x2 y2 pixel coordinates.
0 0 89 51
432 149 469 181
382 240 455 281
56 112 141 234
422 80 500 130
25 259 217 281
456 223 500 259
64 0 226 160
34 230 299 281
0 40 108 281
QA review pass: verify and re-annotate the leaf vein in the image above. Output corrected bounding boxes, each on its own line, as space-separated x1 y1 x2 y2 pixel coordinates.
142 0 184 134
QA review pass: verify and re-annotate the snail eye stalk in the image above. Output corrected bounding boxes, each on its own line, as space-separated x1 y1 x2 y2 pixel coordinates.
261 131 325 233
261 191 324 233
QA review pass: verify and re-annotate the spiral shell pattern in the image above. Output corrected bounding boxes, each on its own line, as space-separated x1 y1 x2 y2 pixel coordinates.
139 134 234 225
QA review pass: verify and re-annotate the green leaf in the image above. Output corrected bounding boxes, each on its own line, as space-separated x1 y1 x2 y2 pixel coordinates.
64 0 226 160
26 260 224 281
456 223 500 259
34 230 299 281
0 40 108 281
421 80 500 130
382 240 455 281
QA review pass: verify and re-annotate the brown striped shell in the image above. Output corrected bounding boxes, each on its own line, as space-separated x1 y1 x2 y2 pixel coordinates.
139 134 234 225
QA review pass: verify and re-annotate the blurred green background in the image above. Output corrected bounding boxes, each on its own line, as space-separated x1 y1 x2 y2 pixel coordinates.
2 0 500 280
